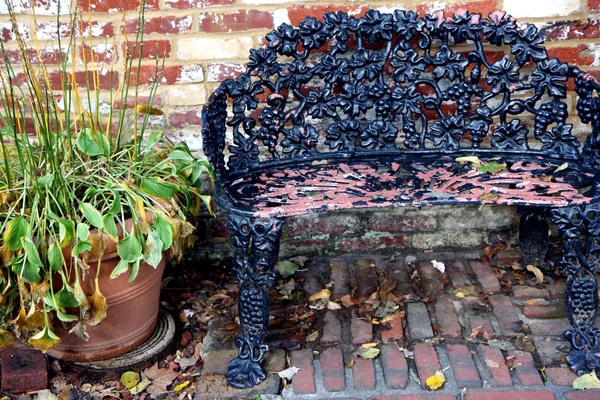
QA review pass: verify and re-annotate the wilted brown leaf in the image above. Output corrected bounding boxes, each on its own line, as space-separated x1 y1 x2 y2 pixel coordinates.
341 295 358 308
470 324 484 339
308 289 331 302
142 362 179 395
526 265 544 284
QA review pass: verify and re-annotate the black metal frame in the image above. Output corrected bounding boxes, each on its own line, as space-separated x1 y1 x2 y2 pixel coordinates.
202 9 600 388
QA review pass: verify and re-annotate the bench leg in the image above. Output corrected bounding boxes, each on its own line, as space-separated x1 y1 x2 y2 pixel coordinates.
518 207 549 269
225 214 284 389
552 205 600 375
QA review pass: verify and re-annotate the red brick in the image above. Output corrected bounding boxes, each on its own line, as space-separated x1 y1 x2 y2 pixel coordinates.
81 20 114 37
416 0 498 18
529 319 571 336
547 45 594 66
382 312 404 343
545 366 578 386
81 0 159 13
385 260 412 294
433 298 462 339
5 47 65 65
414 343 442 390
352 356 376 391
446 259 472 289
417 261 445 298
512 286 550 299
283 238 329 255
80 44 116 64
124 40 171 59
465 391 555 400
200 10 273 33
478 345 512 387
522 303 566 319
371 396 455 400
124 15 192 35
447 344 481 388
489 294 520 337
330 259 351 299
49 70 119 91
320 348 345 392
469 314 495 340
321 311 342 343
368 214 437 232
542 19 600 42
168 110 202 128
380 344 408 390
207 62 246 82
288 5 369 26
564 390 600 400
350 310 372 345
291 349 316 394
468 260 501 294
336 234 406 253
496 248 523 266
507 351 542 386
1 347 48 393
164 0 235 9
354 259 378 298
131 64 204 87
288 214 362 237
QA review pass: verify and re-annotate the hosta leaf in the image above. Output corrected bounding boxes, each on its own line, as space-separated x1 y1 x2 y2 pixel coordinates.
28 326 61 352
153 215 173 251
80 203 103 229
58 218 75 247
72 241 92 257
144 230 164 269
76 223 90 241
48 242 63 271
4 217 28 251
167 150 194 164
22 235 43 267
0 328 14 348
128 260 141 283
117 234 142 262
140 178 179 200
102 215 118 241
111 259 130 280
55 283 79 308
11 254 41 283
75 128 109 157
86 279 107 326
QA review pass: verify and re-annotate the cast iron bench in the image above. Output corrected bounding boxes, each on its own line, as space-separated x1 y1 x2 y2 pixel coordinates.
202 9 600 389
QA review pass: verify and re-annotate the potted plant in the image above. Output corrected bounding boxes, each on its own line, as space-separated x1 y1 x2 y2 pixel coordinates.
0 0 213 361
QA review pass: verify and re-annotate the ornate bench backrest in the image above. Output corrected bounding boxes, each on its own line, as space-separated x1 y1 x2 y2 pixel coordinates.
203 9 594 180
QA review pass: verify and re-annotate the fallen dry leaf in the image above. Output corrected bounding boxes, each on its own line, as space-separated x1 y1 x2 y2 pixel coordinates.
308 289 331 302
486 359 500 368
511 262 524 271
426 370 446 390
470 324 484 340
306 330 319 342
526 265 544 284
142 362 179 395
341 294 358 308
361 342 379 348
326 301 342 310
348 360 355 368
276 366 300 380
431 260 445 274
355 347 380 359
573 372 600 390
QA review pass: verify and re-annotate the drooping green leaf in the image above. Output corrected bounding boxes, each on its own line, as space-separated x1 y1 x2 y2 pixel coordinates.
108 195 121 216
76 223 90 241
111 259 130 280
57 218 75 247
75 128 105 157
38 173 54 187
102 215 118 240
80 203 103 229
4 217 28 251
117 234 142 262
72 241 92 257
200 195 214 216
22 235 42 267
11 254 41 283
167 150 194 164
144 131 162 154
140 178 179 200
276 260 301 278
55 284 79 308
143 230 163 269
153 215 173 251
43 295 78 322
128 260 141 283
47 242 63 271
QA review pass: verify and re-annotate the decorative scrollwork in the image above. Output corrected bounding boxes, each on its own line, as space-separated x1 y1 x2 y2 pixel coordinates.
552 205 600 376
226 215 284 389
203 8 597 177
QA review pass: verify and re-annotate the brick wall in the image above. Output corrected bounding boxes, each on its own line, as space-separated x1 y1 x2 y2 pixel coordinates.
2 0 598 256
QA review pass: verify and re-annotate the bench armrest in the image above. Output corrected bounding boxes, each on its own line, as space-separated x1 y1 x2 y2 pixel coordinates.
202 86 228 180
572 67 600 169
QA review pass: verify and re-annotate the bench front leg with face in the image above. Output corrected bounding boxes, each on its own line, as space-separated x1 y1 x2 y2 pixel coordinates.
226 215 285 389
552 204 600 375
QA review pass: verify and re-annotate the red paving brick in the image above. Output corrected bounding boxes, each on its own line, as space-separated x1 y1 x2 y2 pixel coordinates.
382 312 404 343
380 344 408 389
446 259 472 289
545 366 578 386
371 396 456 400
478 345 512 387
350 310 373 345
465 390 555 400
330 259 351 299
433 297 462 338
321 310 342 343
446 344 481 388
413 343 442 390
512 285 550 299
522 303 566 319
291 349 316 394
1 347 48 393
507 350 543 386
564 390 600 400
488 294 520 337
417 261 446 297
352 356 376 391
468 259 501 294
468 313 495 339
354 259 378 297
320 347 345 392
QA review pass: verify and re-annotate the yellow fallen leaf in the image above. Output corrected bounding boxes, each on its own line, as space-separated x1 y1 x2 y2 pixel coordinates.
361 342 379 348
554 162 569 173
456 156 482 165
573 372 600 390
308 289 331 302
121 371 140 389
306 330 319 342
174 381 191 391
348 360 355 368
526 264 544 284
426 370 446 390
326 301 342 310
355 347 380 359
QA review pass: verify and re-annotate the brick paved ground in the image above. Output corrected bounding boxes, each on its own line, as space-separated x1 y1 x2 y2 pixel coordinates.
194 247 600 400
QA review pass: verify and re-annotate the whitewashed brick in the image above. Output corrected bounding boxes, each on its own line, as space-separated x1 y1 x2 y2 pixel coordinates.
167 84 207 106
0 22 29 40
178 64 204 83
272 9 290 27
0 0 70 15
503 0 579 18
166 130 203 151
177 37 254 61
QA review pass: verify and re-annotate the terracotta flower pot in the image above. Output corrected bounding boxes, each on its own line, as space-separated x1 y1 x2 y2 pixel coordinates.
47 219 166 362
